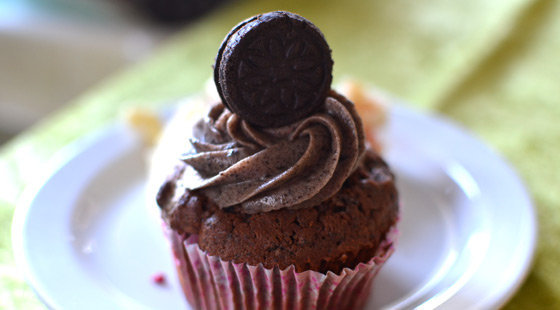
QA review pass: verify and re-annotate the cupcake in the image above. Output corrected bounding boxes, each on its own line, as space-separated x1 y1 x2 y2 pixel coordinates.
152 11 399 309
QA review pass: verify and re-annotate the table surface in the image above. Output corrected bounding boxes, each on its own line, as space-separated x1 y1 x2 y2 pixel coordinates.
1 0 559 308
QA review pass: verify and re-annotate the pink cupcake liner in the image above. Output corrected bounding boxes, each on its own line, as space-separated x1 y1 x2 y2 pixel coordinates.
168 224 398 310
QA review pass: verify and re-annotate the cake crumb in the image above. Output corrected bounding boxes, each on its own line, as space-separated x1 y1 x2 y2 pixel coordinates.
151 272 167 285
123 107 162 146
337 80 387 152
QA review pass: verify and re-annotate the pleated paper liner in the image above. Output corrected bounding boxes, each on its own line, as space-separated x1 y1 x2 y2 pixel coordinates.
167 223 398 310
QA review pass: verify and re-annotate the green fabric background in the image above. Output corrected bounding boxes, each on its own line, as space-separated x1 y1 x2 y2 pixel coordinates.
1 0 559 308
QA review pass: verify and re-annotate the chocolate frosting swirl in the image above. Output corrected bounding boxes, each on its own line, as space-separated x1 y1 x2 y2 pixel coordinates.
180 91 365 213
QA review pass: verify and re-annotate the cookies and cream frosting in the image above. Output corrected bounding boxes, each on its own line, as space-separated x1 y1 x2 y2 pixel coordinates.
177 90 365 213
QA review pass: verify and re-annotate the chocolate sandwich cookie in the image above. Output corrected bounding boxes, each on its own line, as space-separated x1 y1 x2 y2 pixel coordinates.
214 11 333 128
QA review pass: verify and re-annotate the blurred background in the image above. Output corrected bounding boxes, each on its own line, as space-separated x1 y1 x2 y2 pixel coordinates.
0 0 232 145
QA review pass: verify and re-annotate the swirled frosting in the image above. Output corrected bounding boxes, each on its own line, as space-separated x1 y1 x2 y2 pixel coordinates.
179 90 365 213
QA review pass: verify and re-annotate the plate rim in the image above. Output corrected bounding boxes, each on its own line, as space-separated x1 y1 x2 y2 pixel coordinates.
11 125 121 309
388 104 538 309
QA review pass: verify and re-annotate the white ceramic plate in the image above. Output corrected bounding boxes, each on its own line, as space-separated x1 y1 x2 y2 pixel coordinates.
12 104 537 310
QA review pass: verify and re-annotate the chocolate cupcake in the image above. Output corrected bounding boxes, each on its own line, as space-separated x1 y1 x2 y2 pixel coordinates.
153 11 399 309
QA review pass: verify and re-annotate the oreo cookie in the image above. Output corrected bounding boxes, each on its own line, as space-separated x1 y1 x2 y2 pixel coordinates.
214 11 333 128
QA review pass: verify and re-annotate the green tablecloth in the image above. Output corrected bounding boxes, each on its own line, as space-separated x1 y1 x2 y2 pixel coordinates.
1 0 559 308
